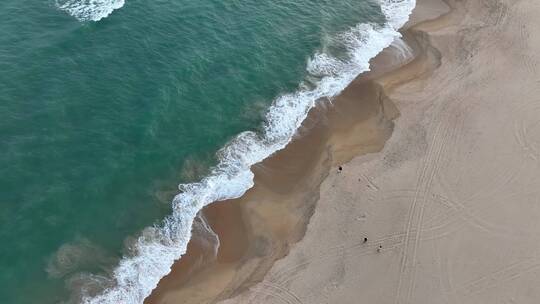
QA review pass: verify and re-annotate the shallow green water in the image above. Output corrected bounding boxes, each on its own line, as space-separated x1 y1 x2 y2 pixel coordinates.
0 0 387 303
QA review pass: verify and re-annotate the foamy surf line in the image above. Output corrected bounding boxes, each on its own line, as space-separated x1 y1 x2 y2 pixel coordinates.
81 0 416 303
56 0 125 21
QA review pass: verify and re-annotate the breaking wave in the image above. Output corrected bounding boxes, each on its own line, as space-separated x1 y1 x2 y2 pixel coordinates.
56 0 125 21
82 0 416 303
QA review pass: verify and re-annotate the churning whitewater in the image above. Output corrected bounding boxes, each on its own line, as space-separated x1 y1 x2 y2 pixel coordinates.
82 0 416 303
56 0 125 21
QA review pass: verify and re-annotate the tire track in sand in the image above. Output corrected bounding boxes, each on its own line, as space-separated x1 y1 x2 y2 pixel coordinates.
245 233 407 304
395 104 462 304
454 258 540 297
269 233 406 285
514 102 540 162
248 282 305 304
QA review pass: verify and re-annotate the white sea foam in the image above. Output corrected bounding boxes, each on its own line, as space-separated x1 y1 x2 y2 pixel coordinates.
386 37 415 66
56 0 125 21
82 0 416 303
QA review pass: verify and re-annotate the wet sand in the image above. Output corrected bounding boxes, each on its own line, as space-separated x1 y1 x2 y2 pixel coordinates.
146 42 405 304
149 0 540 302
146 61 401 304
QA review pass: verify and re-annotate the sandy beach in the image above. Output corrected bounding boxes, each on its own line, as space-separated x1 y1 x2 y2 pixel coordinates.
148 0 540 303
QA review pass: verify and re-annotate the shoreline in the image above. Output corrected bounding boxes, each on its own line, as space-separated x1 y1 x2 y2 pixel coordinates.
84 1 419 302
146 54 402 304
146 0 451 302
220 0 540 303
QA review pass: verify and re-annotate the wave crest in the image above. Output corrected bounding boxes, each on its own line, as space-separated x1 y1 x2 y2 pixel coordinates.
56 0 125 21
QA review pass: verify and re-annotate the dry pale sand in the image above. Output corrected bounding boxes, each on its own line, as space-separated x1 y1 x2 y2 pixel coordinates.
215 0 540 303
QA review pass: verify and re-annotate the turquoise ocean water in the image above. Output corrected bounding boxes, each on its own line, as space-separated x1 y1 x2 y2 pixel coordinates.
0 0 414 303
